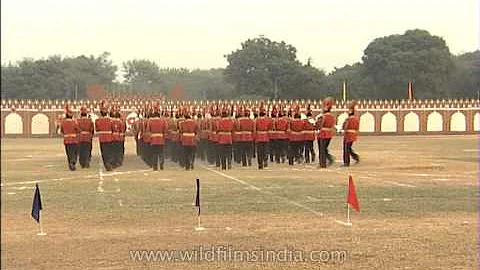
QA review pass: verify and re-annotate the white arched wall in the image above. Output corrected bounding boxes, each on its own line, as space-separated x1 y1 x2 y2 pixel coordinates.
381 112 397 132
5 113 23 134
427 112 443 132
449 112 466 132
336 112 348 131
359 112 375 132
31 113 49 134
403 112 419 132
474 113 480 131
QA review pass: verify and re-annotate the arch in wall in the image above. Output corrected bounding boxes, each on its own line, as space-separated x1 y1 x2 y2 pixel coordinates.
474 113 480 131
381 112 397 132
427 112 443 132
403 112 419 132
449 112 466 132
336 112 348 131
359 112 375 132
5 113 23 134
31 113 49 134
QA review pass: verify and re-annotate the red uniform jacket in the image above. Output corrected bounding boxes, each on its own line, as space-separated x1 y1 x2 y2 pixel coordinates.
148 117 168 145
289 118 304 142
343 115 360 143
95 116 112 143
216 118 235 145
111 118 123 142
273 117 289 140
61 118 80 144
179 118 198 146
208 117 220 143
143 118 151 144
316 112 336 139
303 118 316 141
255 116 273 142
237 117 255 142
77 116 94 143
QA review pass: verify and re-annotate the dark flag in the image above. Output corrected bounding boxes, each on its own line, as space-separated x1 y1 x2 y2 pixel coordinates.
195 178 200 216
31 183 43 223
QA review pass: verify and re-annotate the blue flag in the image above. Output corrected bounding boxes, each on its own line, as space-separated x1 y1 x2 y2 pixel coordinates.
31 183 42 223
195 179 200 216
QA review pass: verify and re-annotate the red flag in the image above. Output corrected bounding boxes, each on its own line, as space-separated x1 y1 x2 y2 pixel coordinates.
347 176 360 211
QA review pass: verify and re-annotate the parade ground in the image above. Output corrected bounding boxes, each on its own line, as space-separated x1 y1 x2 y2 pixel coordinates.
1 135 477 269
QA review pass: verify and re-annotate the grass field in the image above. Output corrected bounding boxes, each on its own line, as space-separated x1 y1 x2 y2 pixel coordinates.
1 135 477 269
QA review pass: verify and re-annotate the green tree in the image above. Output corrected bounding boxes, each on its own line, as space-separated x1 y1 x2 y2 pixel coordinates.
447 50 480 98
362 29 454 99
122 59 163 93
224 36 302 99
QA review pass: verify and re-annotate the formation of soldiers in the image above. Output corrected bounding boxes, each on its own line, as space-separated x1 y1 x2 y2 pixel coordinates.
59 97 360 171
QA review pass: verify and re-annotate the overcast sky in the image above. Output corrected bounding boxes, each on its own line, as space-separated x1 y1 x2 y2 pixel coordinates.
2 0 478 79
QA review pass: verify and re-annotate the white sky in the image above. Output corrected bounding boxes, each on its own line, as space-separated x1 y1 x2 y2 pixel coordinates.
2 0 478 78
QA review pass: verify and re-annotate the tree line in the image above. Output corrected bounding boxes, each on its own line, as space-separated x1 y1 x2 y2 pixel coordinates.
2 29 478 100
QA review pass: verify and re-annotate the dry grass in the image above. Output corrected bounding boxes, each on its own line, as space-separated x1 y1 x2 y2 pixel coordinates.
1 135 477 269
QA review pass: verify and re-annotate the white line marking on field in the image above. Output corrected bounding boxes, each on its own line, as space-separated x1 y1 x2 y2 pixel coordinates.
7 158 32 162
433 178 450 182
382 198 393 202
386 181 416 188
202 165 349 226
118 200 123 207
1 175 98 186
43 165 55 168
9 186 35 190
463 149 479 152
25 155 33 158
7 192 16 195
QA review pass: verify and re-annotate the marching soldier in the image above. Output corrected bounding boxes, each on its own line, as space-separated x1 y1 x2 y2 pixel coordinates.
95 101 113 171
147 104 168 171
288 106 304 165
110 106 123 168
216 107 235 170
196 110 208 161
60 105 80 171
77 106 94 168
236 107 255 167
132 108 142 156
303 105 316 163
255 105 273 170
143 108 153 167
179 109 198 170
342 101 360 166
273 107 289 163
316 97 336 168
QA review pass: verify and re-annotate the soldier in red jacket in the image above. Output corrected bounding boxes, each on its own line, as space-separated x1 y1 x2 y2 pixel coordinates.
303 106 316 164
342 101 360 166
77 106 94 168
237 107 255 167
196 111 207 162
288 107 304 165
110 106 124 169
255 107 273 169
216 108 235 170
316 97 336 168
95 101 113 171
179 110 198 170
60 105 80 171
148 105 168 171
273 108 289 163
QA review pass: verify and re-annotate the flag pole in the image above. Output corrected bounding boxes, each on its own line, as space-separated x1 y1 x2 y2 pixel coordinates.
37 219 46 236
346 204 351 225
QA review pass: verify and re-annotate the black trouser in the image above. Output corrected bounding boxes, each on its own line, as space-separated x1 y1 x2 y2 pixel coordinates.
256 142 268 169
233 142 241 163
275 139 288 163
219 144 232 170
215 143 221 167
267 141 274 162
239 141 253 166
64 143 78 170
111 141 122 166
120 141 125 165
343 141 359 166
78 141 92 167
150 144 165 170
207 141 215 164
198 139 207 161
183 145 196 170
135 137 141 156
304 140 315 163
100 142 112 170
318 138 334 168
288 141 303 165
143 142 152 167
